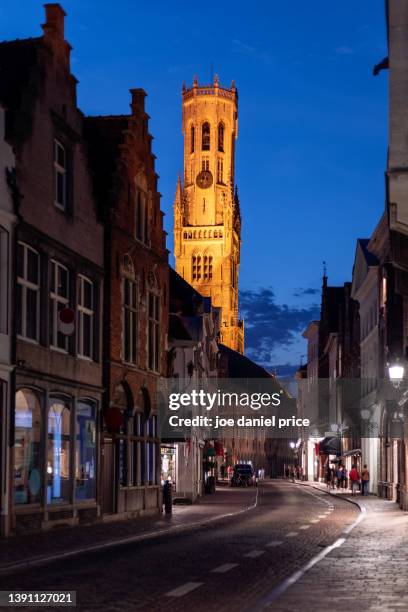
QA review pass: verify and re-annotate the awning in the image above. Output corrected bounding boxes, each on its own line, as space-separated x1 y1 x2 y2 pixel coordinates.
319 436 341 456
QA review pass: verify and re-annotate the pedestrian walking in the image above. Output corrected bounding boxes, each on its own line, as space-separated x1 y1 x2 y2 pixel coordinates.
349 464 360 495
325 463 333 490
361 464 370 496
336 466 343 489
342 467 348 489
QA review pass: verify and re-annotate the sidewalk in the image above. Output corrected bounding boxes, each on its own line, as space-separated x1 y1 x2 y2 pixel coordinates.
0 485 257 575
272 481 408 612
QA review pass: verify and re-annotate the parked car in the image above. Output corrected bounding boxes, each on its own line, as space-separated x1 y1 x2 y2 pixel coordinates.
231 464 256 487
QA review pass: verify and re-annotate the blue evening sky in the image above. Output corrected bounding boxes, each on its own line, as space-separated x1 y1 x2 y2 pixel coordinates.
0 1 388 370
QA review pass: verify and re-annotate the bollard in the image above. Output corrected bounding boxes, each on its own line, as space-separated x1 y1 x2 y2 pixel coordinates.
163 480 173 514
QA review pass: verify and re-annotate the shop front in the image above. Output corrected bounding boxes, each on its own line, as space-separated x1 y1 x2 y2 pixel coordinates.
13 387 99 533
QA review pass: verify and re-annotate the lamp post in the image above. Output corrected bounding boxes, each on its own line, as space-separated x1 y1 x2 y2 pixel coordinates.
388 362 404 388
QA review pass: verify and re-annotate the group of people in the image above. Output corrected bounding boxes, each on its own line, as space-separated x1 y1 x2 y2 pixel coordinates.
284 465 303 482
325 463 370 495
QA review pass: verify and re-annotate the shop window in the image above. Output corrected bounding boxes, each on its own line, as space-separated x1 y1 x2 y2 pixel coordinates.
135 190 149 244
47 397 71 504
75 400 96 501
50 260 69 352
17 242 40 342
14 389 41 505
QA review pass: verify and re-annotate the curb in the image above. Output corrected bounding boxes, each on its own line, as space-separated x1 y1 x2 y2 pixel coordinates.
298 481 366 513
0 488 259 576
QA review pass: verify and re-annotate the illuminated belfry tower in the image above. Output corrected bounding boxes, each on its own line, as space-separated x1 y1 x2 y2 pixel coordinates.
174 75 244 353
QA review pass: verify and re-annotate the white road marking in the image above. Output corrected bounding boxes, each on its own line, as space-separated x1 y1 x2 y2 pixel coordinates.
286 532 298 537
211 563 238 574
254 510 366 609
244 549 265 558
318 515 327 519
310 519 320 523
298 525 310 530
266 540 283 547
166 582 203 597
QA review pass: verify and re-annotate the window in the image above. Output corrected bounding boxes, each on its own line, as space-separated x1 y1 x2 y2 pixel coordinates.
0 227 8 334
17 243 40 342
123 278 138 364
190 125 195 153
148 292 160 372
50 261 69 351
75 400 96 501
54 139 67 210
202 122 210 151
217 159 224 184
77 275 94 359
192 255 201 281
202 157 209 171
146 415 158 485
135 190 149 244
132 413 143 486
203 255 213 280
218 123 224 152
47 397 71 504
14 389 41 505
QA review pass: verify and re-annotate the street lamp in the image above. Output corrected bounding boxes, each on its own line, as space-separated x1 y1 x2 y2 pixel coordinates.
289 442 296 450
388 363 405 388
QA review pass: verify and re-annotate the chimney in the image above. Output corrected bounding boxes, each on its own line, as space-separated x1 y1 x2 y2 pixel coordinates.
42 4 66 41
130 88 147 116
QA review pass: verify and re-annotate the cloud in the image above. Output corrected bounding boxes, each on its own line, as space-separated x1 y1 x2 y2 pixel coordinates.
240 287 319 368
293 287 320 298
335 46 355 55
232 39 272 65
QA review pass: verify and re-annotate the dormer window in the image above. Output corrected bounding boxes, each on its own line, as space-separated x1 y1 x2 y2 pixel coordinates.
202 122 210 151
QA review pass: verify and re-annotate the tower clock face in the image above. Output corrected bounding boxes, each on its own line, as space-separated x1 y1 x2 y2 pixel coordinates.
196 170 213 189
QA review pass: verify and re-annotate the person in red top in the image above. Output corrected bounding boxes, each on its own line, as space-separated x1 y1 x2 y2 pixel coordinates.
349 465 360 495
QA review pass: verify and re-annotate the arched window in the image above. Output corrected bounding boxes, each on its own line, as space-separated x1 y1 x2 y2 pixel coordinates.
190 125 195 154
202 122 210 151
218 123 224 152
192 255 201 281
75 400 96 500
47 396 71 504
14 389 41 505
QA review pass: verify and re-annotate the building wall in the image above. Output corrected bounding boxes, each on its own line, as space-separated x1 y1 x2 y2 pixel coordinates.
85 89 169 519
2 6 105 534
0 106 17 536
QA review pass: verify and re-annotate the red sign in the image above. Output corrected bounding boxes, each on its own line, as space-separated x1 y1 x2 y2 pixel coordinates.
58 308 75 336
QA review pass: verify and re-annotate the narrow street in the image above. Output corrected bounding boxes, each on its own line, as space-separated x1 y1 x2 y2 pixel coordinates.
1 482 359 611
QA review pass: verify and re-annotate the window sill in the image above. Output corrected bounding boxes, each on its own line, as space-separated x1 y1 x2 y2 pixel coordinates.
17 336 39 346
77 354 94 363
50 345 68 355
54 202 67 212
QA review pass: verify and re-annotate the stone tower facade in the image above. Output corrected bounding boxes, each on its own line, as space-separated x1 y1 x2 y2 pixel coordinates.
174 76 244 353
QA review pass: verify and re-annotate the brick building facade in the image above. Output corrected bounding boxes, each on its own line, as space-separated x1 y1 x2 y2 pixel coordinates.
0 5 105 534
85 90 169 519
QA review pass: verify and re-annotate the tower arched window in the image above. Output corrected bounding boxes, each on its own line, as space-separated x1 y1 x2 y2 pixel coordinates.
190 125 195 154
204 255 213 280
218 123 224 152
202 122 210 151
192 255 201 281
